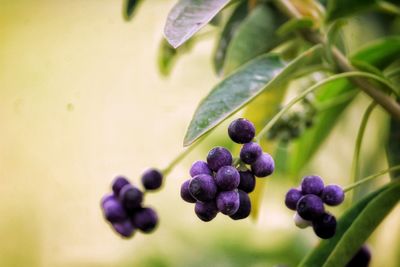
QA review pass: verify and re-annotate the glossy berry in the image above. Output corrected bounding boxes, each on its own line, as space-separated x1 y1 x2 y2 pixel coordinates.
238 170 256 193
119 184 143 212
112 220 135 238
189 174 218 202
321 185 345 206
312 212 337 239
345 245 371 267
190 160 212 177
112 176 130 196
102 197 127 223
206 146 233 172
230 190 251 220
240 142 262 164
251 153 275 177
215 166 240 191
301 175 324 195
228 118 256 144
296 194 325 220
216 190 240 215
293 212 312 229
141 168 163 190
101 193 115 206
132 207 158 233
285 188 303 210
180 179 196 203
194 201 218 222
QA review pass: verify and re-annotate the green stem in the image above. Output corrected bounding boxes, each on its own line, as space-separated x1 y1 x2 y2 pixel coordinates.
343 165 400 192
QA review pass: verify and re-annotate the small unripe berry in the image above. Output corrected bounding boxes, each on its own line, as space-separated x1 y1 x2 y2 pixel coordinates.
230 190 251 220
301 175 324 195
240 142 262 164
141 168 163 190
190 160 212 177
251 153 275 177
180 179 196 203
215 166 240 191
189 174 218 202
285 188 303 210
119 184 143 212
345 245 371 267
194 201 218 222
238 170 256 193
216 190 240 215
321 185 345 206
102 197 127 223
296 194 325 220
228 118 255 144
112 176 130 196
312 212 337 239
293 212 312 229
112 220 135 238
131 207 158 233
207 147 233 172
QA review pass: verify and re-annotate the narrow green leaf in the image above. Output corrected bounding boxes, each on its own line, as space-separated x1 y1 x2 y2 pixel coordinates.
183 45 323 146
157 38 194 76
276 18 314 37
386 105 400 180
164 0 231 48
223 4 286 75
123 0 142 21
326 0 377 22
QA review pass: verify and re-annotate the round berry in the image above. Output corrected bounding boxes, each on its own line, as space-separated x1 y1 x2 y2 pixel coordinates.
321 185 345 206
215 166 240 191
251 153 275 177
230 190 251 220
312 212 337 239
296 194 325 220
228 118 255 144
194 201 218 222
119 184 143 212
180 179 196 203
141 168 163 190
101 193 115 206
112 220 135 238
131 207 158 233
188 174 218 202
190 160 212 177
207 147 233 172
112 176 130 196
216 190 240 215
301 175 324 195
240 142 262 164
102 197 127 223
238 170 256 193
345 245 371 267
293 212 312 229
285 188 303 210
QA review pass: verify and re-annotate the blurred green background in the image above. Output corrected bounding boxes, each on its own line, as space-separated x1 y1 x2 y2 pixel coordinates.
0 1 399 266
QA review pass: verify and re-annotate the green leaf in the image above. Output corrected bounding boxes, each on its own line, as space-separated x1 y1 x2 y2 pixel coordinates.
157 38 194 76
276 18 314 37
164 0 231 48
123 0 142 21
386 105 400 180
183 45 323 146
326 0 377 22
213 1 248 76
223 4 286 75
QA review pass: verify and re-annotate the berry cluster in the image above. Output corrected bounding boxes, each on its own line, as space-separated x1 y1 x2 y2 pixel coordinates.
180 118 275 221
100 168 163 238
284 175 345 239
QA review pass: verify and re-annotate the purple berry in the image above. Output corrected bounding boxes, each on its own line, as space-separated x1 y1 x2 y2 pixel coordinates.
131 207 158 233
228 118 256 144
251 153 275 177
112 176 130 196
102 196 127 223
215 166 240 191
195 201 218 222
346 245 371 267
216 190 240 215
180 179 196 203
312 212 337 239
321 185 345 206
238 170 256 193
301 175 324 195
112 220 135 238
296 194 325 220
119 184 143 212
190 160 212 177
240 142 262 164
101 193 115 206
230 190 251 220
141 168 163 190
188 174 218 202
207 147 233 172
285 188 303 210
